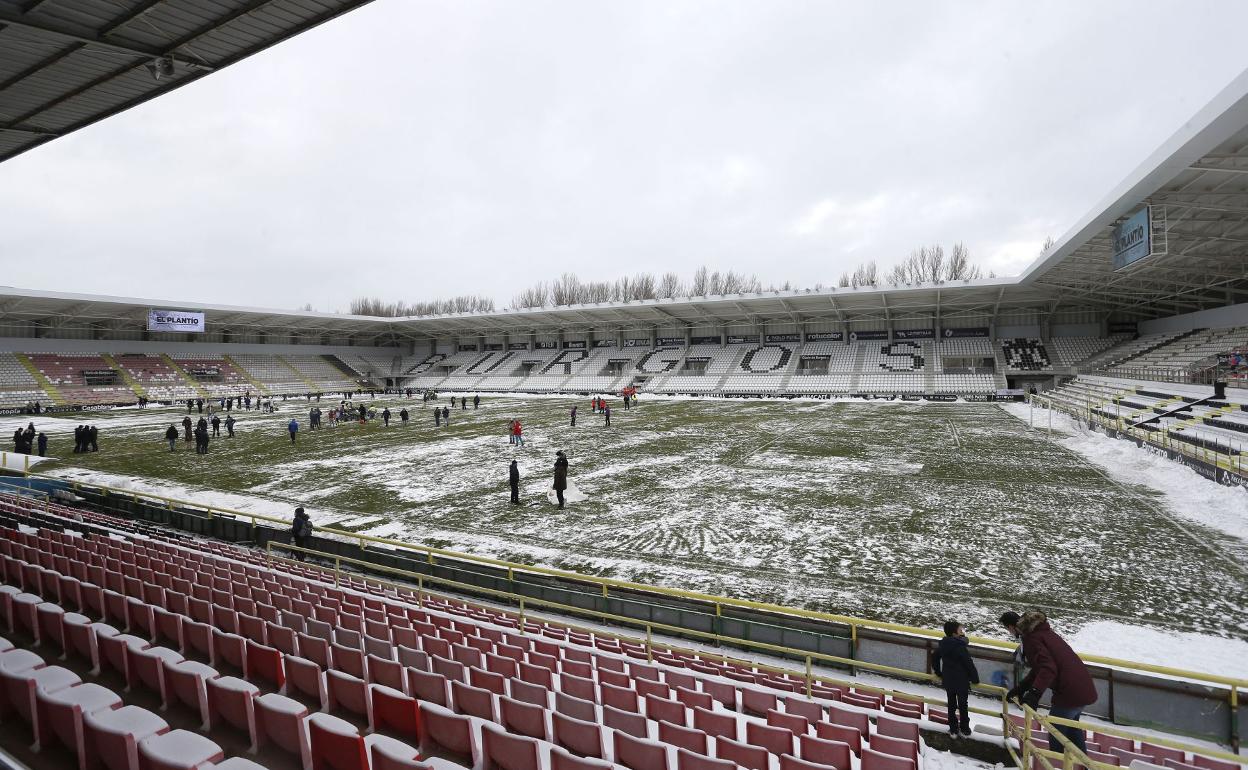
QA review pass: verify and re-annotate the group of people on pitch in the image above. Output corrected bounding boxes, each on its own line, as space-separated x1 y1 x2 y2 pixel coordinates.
933 611 1096 751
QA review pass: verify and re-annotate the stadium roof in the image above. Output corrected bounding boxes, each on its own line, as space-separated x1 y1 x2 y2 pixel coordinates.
0 4 1245 337
0 0 375 163
1020 67 1248 318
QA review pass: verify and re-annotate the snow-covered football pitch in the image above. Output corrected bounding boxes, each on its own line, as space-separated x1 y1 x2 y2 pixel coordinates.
13 394 1248 651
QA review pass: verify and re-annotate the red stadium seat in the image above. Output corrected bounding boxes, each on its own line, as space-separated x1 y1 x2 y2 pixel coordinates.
34 681 122 762
243 640 284 690
83 704 170 770
715 735 770 770
768 707 811 736
603 703 648 738
181 621 214 665
781 755 841 770
136 729 223 770
553 711 606 758
160 660 217 729
284 655 327 709
601 681 640 713
748 720 795 756
692 706 737 741
658 719 709 755
365 733 430 770
676 748 737 770
741 687 779 716
500 694 548 740
369 684 422 743
555 692 597 722
482 722 542 770
785 697 825 723
65 615 105 672
97 633 148 682
815 721 861 754
450 679 496 721
645 694 687 726
36 601 67 651
1 661 79 737
470 666 507 695
827 705 870 735
861 748 916 770
673 686 712 711
550 746 615 770
125 645 181 702
205 675 258 750
253 692 310 767
700 680 736 708
327 669 372 726
307 712 369 770
560 672 597 702
800 734 853 770
297 633 332 670
331 642 367 679
406 668 449 707
418 702 477 766
877 716 921 743
508 677 550 708
613 731 671 770
396 645 430 672
211 630 246 672
869 733 919 766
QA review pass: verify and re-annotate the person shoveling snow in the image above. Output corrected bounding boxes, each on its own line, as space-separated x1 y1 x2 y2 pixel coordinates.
547 450 586 508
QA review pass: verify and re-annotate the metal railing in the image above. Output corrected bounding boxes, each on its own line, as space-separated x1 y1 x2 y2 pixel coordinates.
19 470 1247 696
260 540 1248 767
1036 391 1247 478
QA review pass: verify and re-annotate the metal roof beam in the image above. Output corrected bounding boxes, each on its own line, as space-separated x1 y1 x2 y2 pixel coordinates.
0 6 205 67
0 125 58 136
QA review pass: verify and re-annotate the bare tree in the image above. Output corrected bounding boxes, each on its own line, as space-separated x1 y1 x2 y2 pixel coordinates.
510 284 549 309
944 241 981 281
658 272 684 299
851 261 879 288
691 266 710 296
838 272 850 288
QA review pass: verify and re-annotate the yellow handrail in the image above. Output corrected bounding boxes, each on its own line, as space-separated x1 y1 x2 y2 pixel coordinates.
265 540 1007 717
24 471 1248 693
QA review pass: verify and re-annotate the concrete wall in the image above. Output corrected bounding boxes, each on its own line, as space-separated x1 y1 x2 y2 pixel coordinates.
1140 302 1248 335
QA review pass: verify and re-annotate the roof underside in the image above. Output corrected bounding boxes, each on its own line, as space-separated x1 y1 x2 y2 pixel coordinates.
0 4 1245 335
0 0 375 163
1029 123 1248 318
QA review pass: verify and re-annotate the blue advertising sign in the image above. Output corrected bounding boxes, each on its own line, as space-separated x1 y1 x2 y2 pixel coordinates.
1112 207 1151 270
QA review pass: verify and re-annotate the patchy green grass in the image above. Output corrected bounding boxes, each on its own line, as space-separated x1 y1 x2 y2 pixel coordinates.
17 394 1247 637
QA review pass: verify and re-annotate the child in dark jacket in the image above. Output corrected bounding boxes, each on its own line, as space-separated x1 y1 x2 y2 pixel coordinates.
932 620 980 737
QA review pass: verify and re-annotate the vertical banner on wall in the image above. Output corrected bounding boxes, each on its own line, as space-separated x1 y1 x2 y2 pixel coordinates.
1112 207 1152 270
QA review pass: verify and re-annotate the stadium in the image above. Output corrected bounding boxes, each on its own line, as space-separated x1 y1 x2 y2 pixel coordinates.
1 3 1247 770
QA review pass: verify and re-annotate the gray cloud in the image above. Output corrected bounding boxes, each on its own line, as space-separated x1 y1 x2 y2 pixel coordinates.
3 0 1247 311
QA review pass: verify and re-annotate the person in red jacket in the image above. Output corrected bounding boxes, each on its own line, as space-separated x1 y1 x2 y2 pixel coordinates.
1008 611 1097 753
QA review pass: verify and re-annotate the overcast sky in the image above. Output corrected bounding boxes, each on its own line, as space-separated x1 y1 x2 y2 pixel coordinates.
4 0 1248 312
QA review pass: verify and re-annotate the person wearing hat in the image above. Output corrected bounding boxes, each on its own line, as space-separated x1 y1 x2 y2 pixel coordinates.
1007 611 1097 753
509 460 520 504
553 451 569 509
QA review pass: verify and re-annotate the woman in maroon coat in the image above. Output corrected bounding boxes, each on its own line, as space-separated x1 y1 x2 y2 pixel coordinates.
1010 611 1097 753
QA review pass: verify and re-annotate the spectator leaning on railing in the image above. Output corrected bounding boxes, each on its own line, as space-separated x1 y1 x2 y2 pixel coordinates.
1007 611 1098 754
